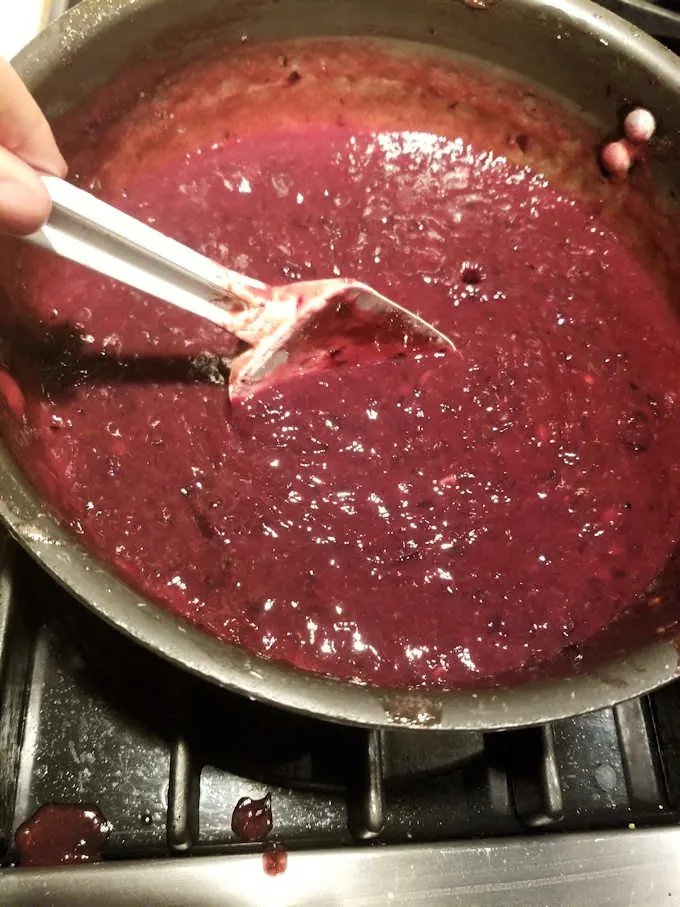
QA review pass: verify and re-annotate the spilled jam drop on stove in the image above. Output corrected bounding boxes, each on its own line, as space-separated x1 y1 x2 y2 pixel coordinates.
231 794 273 842
262 841 288 876
15 804 112 867
1 42 680 692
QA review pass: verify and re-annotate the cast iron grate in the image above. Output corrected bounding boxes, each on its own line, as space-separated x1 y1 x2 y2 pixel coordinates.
0 540 679 867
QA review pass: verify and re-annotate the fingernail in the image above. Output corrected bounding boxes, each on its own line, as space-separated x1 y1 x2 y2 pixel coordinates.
28 151 68 178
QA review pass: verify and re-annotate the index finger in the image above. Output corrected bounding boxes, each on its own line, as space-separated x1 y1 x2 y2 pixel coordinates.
0 58 67 176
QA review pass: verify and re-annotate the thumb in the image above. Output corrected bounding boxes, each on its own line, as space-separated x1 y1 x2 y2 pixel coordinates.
0 146 51 235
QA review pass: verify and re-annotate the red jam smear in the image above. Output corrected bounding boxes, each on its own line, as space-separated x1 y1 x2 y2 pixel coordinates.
1 43 680 691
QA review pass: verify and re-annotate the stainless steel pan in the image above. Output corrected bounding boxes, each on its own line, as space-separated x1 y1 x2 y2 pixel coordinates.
4 0 680 730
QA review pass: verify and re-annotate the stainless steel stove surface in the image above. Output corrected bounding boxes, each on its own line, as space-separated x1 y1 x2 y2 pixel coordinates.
2 1 680 903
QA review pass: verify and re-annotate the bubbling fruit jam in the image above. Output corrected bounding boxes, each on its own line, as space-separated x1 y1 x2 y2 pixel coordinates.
1 40 680 690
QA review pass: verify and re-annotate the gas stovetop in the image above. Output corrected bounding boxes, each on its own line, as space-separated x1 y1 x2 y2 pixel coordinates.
0 542 680 907
2 2 680 905
2 535 680 907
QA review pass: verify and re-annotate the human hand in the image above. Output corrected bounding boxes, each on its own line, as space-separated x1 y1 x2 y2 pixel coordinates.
0 57 67 235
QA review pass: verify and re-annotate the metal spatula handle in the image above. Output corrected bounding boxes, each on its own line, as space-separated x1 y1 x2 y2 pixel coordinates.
23 175 266 330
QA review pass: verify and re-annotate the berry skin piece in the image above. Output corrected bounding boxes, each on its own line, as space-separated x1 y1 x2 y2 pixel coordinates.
623 108 656 145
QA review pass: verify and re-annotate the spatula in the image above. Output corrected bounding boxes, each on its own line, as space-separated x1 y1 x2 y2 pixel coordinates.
23 176 456 399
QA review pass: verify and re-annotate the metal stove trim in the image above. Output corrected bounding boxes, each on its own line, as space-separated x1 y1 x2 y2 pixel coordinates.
1 826 680 905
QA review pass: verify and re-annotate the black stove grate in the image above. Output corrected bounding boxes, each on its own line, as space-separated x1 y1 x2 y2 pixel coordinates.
1 540 680 865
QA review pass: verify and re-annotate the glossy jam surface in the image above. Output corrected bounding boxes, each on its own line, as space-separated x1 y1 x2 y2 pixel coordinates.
1 42 680 690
